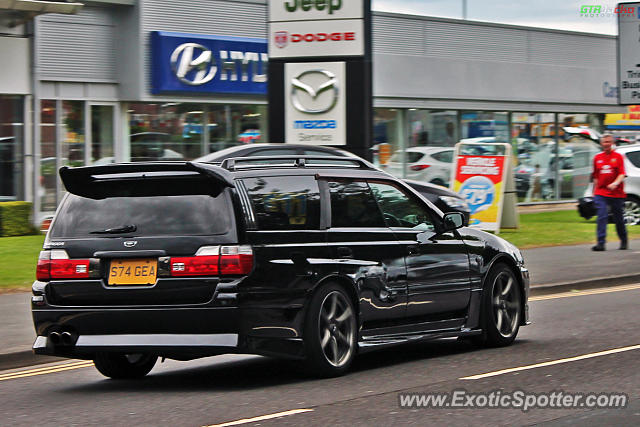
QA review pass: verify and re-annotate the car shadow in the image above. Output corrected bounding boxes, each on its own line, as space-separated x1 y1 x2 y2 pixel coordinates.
61 338 531 394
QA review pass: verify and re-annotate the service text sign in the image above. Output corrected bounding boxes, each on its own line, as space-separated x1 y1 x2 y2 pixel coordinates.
285 62 347 145
618 2 640 104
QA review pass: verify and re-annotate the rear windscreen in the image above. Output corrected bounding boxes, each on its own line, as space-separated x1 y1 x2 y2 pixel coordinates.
50 193 232 238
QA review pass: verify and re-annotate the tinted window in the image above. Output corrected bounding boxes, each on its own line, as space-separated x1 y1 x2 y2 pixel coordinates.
244 176 321 230
431 150 453 163
369 182 436 231
389 151 424 164
51 193 231 238
328 181 386 228
407 152 425 163
626 150 640 168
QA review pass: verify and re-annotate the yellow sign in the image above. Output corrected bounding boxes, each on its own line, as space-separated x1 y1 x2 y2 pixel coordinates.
605 105 640 127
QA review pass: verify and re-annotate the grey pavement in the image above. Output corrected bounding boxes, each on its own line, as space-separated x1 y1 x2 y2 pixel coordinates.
523 238 640 287
1 238 639 369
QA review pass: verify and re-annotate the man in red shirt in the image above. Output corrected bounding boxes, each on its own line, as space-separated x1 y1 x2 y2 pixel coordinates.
591 134 628 251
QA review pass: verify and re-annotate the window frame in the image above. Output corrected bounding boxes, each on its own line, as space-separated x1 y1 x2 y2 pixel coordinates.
241 174 323 231
366 179 442 232
324 178 388 229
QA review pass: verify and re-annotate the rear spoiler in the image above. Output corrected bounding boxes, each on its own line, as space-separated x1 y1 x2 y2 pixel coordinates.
59 162 235 199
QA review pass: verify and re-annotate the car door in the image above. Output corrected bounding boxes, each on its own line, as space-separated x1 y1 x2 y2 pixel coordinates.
240 175 330 338
324 179 408 325
368 181 472 320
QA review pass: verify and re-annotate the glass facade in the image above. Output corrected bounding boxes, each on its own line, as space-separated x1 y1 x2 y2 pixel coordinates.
127 103 268 161
407 109 458 148
377 109 606 203
61 101 84 168
512 113 558 202
0 96 24 201
373 109 401 168
40 100 57 212
26 100 610 214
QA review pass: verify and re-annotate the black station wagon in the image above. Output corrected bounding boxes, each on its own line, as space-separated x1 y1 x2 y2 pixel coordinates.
33 156 529 378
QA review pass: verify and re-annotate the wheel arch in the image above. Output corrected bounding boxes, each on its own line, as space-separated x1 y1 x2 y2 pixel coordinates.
483 254 527 326
310 274 360 319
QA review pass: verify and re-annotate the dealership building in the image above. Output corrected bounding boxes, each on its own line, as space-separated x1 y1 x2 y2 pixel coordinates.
0 0 625 220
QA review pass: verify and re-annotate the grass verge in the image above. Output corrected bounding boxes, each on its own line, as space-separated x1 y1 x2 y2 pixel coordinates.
499 210 640 248
0 235 45 291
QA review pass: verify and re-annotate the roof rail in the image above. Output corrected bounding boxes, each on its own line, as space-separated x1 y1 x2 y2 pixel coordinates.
220 155 374 171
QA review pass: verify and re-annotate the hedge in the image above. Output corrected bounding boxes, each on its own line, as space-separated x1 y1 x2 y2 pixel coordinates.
0 202 34 237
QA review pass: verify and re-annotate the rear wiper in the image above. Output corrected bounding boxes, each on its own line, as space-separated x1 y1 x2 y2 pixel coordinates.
90 225 137 234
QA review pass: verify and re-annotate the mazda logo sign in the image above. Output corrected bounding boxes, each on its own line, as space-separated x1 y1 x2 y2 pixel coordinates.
290 69 339 114
170 43 217 86
124 241 138 248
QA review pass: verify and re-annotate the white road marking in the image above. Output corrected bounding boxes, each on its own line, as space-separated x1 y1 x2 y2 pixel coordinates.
204 409 314 427
460 344 640 380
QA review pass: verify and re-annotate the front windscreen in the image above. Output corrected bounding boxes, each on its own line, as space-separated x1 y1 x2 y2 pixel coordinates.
50 193 231 238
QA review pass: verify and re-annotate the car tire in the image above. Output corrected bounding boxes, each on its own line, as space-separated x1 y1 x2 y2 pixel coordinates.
304 283 357 377
93 352 157 379
475 263 522 347
624 195 640 225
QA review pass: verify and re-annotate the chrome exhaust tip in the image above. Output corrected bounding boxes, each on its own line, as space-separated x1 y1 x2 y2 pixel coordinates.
60 332 73 346
48 332 61 345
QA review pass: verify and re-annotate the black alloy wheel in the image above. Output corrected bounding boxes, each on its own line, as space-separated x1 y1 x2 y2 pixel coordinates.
304 283 357 377
93 352 157 379
476 264 522 347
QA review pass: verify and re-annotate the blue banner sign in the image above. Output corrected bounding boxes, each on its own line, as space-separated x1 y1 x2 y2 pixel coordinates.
151 31 268 95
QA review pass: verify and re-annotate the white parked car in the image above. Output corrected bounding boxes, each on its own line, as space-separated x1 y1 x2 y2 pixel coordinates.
578 144 640 225
381 147 454 187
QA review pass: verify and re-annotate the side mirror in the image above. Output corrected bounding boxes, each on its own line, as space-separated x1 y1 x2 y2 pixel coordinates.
443 212 464 231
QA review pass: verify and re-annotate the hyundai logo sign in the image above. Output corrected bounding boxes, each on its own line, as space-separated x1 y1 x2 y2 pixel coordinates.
152 31 268 95
171 43 216 86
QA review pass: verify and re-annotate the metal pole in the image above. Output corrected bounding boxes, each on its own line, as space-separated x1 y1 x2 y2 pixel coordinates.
462 0 467 19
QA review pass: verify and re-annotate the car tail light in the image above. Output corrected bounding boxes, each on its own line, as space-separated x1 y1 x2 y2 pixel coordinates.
36 250 90 281
410 164 431 171
171 255 220 276
170 245 253 277
219 245 253 275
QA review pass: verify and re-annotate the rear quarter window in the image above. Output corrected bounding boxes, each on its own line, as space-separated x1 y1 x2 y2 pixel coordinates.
625 150 640 168
51 193 232 238
243 175 321 230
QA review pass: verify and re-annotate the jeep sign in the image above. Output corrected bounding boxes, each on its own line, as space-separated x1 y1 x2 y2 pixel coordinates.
270 0 363 21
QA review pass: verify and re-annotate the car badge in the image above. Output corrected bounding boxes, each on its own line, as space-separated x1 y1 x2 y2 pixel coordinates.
124 241 138 248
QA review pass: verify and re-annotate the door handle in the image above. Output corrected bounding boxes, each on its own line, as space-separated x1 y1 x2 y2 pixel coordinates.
337 246 353 259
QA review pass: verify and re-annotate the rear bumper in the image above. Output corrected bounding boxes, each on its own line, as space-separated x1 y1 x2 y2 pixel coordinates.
33 333 239 357
32 282 308 360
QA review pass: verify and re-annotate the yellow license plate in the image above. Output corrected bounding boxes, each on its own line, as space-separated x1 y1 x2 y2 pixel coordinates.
108 258 157 286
